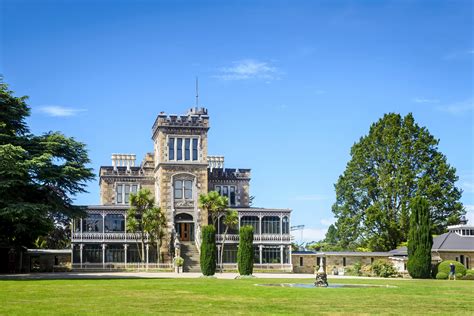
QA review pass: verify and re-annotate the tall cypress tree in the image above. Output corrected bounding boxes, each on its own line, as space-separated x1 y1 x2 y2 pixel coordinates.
407 196 433 278
200 225 216 276
237 225 254 276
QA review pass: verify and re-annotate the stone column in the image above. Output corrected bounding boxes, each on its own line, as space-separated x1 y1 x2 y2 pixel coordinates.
102 244 106 268
124 244 128 268
80 244 84 269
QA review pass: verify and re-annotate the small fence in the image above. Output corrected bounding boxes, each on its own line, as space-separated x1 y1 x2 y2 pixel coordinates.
72 262 173 272
220 263 293 272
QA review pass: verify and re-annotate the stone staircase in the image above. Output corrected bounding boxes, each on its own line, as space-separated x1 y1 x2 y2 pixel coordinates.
180 241 201 272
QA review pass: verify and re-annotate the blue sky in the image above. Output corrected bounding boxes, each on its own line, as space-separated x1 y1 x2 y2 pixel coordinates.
1 0 473 243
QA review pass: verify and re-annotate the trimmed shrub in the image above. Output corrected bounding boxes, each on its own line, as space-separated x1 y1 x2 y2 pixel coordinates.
461 274 474 280
465 269 474 276
437 260 466 277
200 225 217 276
455 272 464 279
372 260 398 278
436 272 448 280
407 197 433 279
237 225 254 276
345 262 363 276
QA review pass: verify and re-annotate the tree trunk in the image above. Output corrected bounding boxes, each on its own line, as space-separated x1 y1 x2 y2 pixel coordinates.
219 227 228 273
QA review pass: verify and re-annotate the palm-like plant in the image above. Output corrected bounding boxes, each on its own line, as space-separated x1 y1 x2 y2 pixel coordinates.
198 191 228 226
219 209 239 273
127 188 165 265
143 205 167 264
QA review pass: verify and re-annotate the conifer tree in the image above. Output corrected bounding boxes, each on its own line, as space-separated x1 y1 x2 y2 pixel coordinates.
407 196 433 278
332 113 463 251
200 225 216 276
237 225 254 275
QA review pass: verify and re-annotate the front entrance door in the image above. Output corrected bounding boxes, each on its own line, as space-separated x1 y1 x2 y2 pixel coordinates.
179 223 190 241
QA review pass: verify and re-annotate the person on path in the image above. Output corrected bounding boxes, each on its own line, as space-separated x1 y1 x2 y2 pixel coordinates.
449 263 456 280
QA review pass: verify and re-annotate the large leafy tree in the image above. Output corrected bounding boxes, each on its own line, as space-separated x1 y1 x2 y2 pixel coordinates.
0 81 94 249
407 196 433 279
332 113 463 251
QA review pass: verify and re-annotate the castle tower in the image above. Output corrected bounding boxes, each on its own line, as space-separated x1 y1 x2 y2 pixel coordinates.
151 107 210 249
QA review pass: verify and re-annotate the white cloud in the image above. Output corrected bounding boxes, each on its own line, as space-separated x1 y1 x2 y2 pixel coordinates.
464 205 474 225
292 227 327 243
39 106 86 117
437 98 474 115
215 59 279 81
292 194 329 201
443 49 474 60
412 98 440 104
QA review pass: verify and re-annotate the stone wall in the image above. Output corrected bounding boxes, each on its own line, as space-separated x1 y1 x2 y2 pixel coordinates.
292 254 319 273
437 251 474 269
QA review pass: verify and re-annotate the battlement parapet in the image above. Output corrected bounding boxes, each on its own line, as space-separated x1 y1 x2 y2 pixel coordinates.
208 168 251 181
152 107 209 134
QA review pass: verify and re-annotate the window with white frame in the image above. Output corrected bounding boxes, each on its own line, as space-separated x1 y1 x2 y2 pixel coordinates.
116 184 138 204
262 216 281 234
174 180 193 199
282 216 289 234
214 185 237 206
168 137 199 162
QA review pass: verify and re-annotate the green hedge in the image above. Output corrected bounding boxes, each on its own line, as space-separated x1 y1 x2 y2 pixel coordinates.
200 225 217 276
237 225 254 276
436 272 448 280
437 260 466 277
465 269 474 276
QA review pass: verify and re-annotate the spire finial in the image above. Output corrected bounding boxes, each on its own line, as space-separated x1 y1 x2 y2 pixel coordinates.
195 77 199 107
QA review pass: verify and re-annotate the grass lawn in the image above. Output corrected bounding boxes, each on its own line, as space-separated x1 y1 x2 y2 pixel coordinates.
0 277 473 315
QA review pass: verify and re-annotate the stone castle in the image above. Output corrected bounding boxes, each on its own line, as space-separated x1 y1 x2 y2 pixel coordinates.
71 107 292 271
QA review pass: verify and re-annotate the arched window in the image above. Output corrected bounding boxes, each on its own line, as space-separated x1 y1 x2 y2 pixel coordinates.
175 213 193 222
241 216 259 234
262 216 280 234
282 216 289 234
